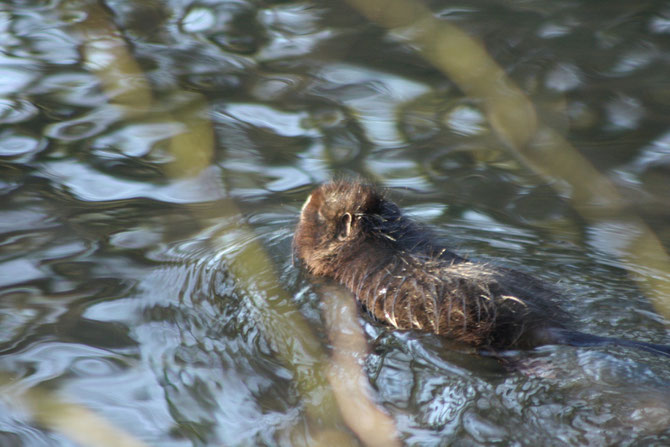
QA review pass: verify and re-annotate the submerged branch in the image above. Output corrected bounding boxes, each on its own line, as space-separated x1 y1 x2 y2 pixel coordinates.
58 1 401 444
321 287 401 447
1 373 149 447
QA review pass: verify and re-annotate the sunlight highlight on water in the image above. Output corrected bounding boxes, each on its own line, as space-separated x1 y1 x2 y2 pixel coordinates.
1 0 670 446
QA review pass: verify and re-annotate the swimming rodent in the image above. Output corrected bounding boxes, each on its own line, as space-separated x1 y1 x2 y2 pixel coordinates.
293 180 670 358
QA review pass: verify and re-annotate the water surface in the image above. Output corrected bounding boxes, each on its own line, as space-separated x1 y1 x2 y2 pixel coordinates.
1 0 670 446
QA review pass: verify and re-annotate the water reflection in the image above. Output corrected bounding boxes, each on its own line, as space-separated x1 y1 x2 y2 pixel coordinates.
0 98 39 123
1 0 670 445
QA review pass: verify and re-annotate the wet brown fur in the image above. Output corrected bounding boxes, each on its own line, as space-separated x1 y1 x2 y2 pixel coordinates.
293 180 572 349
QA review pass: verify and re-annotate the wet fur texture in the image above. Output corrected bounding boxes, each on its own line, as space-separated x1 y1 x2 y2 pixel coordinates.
293 180 670 356
293 180 570 349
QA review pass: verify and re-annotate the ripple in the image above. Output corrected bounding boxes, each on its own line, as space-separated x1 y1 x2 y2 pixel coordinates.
181 6 217 33
59 368 177 443
41 160 225 203
70 356 122 377
316 64 430 146
0 258 46 288
11 342 129 389
444 104 487 136
629 129 670 172
0 228 58 259
258 3 322 35
586 219 644 260
214 103 315 137
58 9 88 24
47 120 101 140
256 30 333 61
92 121 185 158
0 98 39 124
462 411 508 443
250 75 302 101
537 22 573 39
0 130 44 157
404 203 447 220
401 109 440 141
0 67 36 95
545 63 583 92
109 228 162 249
22 29 80 65
36 72 106 107
44 105 125 141
1 1 670 445
610 49 655 75
650 13 670 34
605 95 643 130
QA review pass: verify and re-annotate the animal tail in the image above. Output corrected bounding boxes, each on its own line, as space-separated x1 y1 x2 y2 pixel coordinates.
544 327 670 359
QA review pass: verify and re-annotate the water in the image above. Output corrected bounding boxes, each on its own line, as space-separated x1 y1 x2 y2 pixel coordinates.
1 0 670 445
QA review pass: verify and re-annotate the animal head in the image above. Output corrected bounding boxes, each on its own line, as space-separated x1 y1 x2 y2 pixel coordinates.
293 180 386 276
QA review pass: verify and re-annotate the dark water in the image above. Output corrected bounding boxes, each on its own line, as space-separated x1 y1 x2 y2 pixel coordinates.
1 0 670 446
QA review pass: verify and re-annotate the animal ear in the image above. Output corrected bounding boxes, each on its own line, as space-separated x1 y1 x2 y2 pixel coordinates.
337 212 352 241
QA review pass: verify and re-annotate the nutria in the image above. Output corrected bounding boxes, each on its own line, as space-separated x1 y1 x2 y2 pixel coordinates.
293 180 670 357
